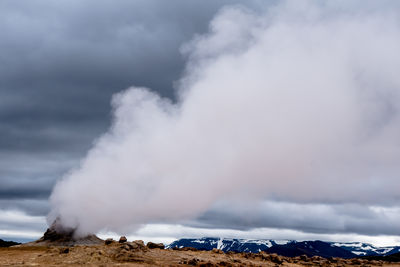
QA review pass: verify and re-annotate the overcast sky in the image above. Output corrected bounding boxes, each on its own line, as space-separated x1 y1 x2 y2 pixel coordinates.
1 0 400 246
0 0 267 242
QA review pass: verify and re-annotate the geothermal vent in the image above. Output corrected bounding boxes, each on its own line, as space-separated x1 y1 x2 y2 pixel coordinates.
30 219 103 246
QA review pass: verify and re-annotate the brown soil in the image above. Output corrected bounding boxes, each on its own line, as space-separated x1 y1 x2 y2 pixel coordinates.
1 242 400 267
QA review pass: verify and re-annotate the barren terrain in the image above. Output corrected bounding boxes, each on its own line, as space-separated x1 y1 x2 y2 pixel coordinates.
1 241 400 267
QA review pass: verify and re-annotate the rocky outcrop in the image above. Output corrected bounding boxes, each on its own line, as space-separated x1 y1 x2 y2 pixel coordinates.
25 219 103 246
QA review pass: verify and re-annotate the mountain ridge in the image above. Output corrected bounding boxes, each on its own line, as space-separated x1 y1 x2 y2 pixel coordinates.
167 237 400 258
0 239 21 247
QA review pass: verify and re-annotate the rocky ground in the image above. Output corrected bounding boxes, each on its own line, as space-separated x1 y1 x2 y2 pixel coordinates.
1 239 400 267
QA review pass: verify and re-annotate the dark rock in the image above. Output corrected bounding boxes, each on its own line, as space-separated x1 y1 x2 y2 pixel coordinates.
105 238 114 245
119 236 127 243
42 225 74 242
188 258 199 266
60 248 69 254
146 241 165 249
300 254 309 261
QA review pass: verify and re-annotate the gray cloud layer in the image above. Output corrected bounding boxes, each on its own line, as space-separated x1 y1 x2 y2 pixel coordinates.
195 201 400 236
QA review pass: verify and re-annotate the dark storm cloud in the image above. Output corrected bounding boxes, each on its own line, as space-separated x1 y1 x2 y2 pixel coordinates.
0 199 49 216
0 0 266 216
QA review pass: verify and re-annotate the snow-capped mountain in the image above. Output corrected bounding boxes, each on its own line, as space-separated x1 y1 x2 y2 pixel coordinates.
331 242 400 256
267 240 356 258
167 237 292 253
167 237 400 258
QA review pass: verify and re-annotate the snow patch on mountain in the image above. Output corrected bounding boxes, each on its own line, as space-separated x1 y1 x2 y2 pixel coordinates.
332 242 399 256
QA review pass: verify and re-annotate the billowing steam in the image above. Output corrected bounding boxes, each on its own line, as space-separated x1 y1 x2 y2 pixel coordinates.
49 2 400 236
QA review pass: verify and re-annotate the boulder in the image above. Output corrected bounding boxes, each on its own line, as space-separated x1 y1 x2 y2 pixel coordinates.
146 242 165 249
119 236 127 243
105 238 114 245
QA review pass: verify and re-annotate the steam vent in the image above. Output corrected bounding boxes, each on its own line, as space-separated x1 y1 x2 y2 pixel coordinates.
31 218 103 246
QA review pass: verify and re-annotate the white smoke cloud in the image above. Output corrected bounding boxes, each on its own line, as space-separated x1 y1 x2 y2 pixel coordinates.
49 1 400 237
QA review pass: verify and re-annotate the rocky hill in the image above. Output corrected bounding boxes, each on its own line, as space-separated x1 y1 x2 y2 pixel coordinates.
23 219 103 247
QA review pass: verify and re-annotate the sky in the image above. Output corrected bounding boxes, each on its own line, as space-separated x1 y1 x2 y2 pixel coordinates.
1 0 400 246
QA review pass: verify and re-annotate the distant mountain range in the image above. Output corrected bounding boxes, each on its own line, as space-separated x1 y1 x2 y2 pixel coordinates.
167 237 400 258
0 239 20 247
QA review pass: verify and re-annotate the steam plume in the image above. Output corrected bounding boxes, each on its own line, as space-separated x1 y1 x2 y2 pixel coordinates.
49 2 400 236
